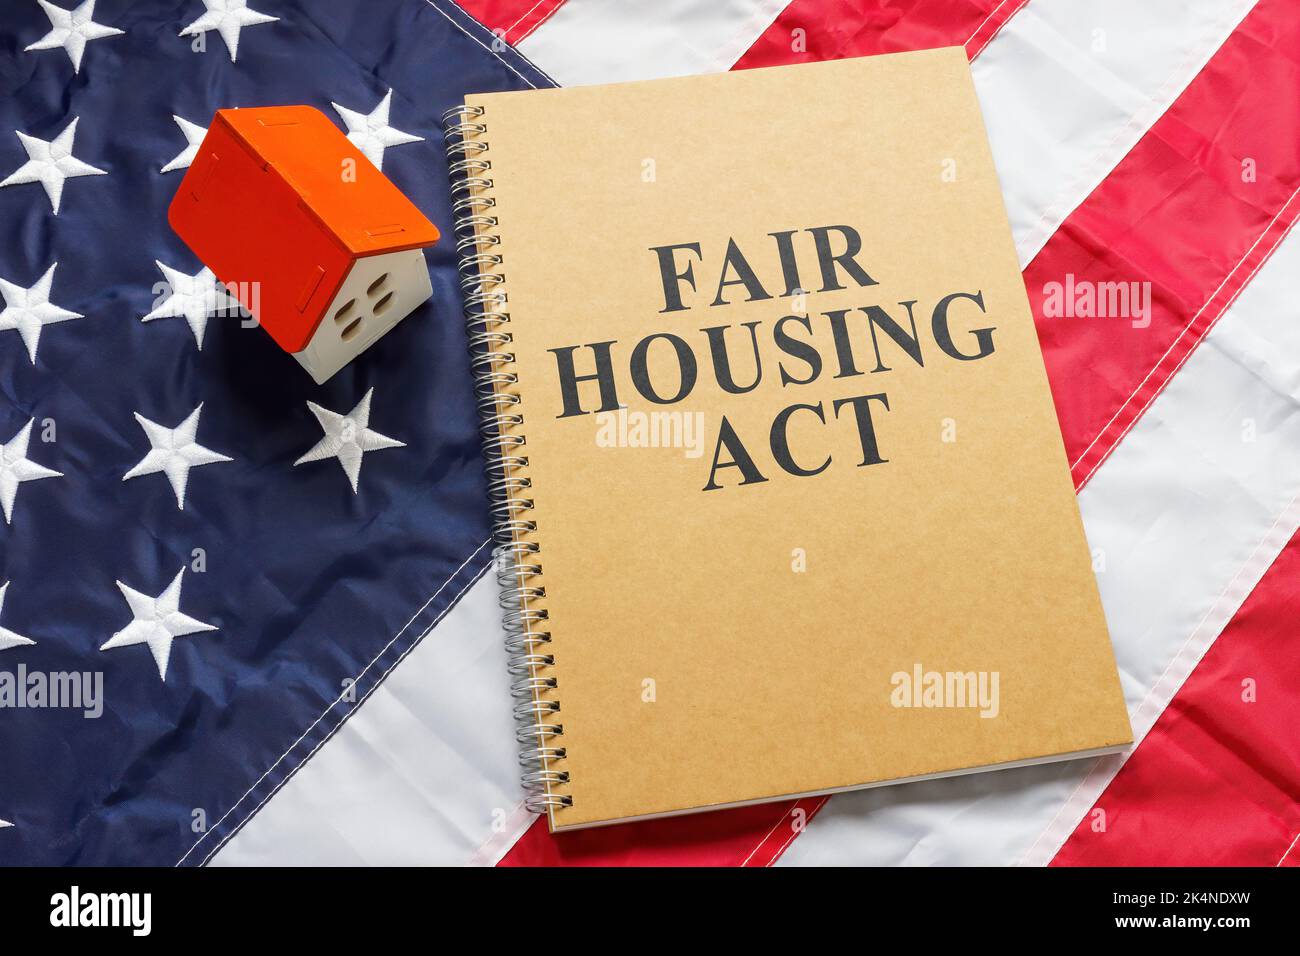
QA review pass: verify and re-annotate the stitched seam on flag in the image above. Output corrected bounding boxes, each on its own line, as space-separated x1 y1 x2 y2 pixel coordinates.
194 553 493 867
1011 4 1242 257
468 798 535 866
703 0 794 75
967 0 1030 60
765 796 829 866
518 3 562 44
195 556 494 868
1068 188 1300 470
1280 831 1300 866
1025 493 1300 864
508 0 551 33
1070 187 1300 487
963 0 1012 54
739 797 824 866
740 804 797 866
1126 492 1300 765
420 0 549 88
1073 208 1300 491
741 796 828 867
178 540 489 865
1020 489 1300 866
175 538 491 866
515 0 563 44
1074 215 1300 491
1013 0 1254 265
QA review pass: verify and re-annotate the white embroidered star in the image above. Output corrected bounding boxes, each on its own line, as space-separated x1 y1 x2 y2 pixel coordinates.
24 0 124 73
331 89 423 170
161 115 208 173
0 117 106 215
0 263 83 364
1 419 61 525
0 819 10 829
0 582 37 652
294 387 405 493
100 568 216 681
123 403 233 509
143 260 239 349
179 0 278 63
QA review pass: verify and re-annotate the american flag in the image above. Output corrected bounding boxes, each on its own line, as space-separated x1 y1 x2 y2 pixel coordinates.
1 0 1297 867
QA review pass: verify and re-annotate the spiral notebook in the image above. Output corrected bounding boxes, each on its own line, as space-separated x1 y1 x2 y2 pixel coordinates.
444 48 1132 831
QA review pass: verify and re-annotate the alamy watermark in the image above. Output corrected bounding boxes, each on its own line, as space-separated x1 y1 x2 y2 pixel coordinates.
50 886 151 936
149 277 260 328
594 406 706 459
0 665 103 718
1041 274 1151 329
890 663 1000 718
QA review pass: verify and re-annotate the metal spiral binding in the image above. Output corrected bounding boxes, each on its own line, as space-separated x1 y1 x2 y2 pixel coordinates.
442 104 571 812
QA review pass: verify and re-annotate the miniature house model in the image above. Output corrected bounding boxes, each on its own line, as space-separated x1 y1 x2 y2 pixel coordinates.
168 106 440 383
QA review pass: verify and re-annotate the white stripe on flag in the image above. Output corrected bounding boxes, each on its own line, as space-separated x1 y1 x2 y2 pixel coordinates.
780 225 1300 866
516 0 789 86
211 572 525 866
974 0 1257 265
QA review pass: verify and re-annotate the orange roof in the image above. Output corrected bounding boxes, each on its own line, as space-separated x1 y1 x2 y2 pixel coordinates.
168 105 439 353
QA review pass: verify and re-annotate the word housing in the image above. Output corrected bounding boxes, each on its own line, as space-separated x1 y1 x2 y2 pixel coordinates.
547 225 997 491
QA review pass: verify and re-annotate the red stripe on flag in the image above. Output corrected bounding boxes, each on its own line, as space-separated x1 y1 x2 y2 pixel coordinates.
1066 190 1300 489
732 0 1014 69
1051 531 1300 867
499 799 803 866
499 795 834 867
1019 0 1300 488
455 0 567 46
